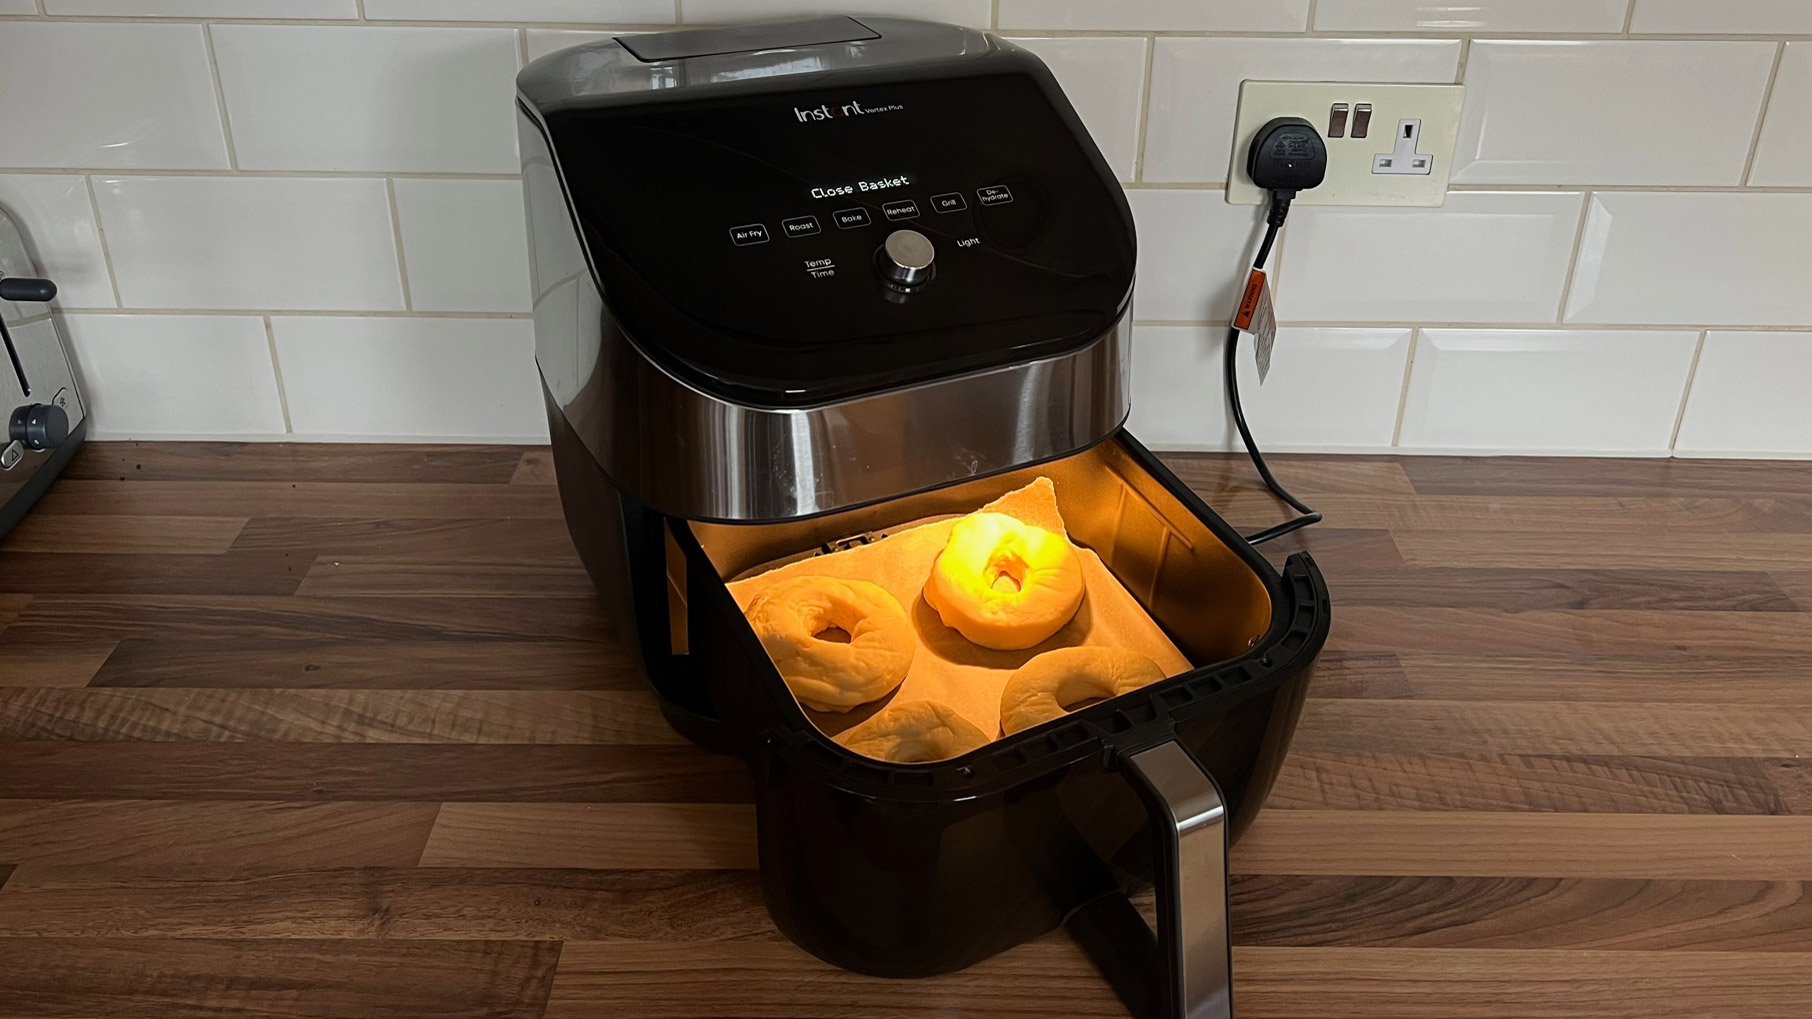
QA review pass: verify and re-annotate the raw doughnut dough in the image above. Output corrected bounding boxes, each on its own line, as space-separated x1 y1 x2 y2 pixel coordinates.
747 576 915 712
924 511 1085 650
836 700 991 763
999 646 1165 735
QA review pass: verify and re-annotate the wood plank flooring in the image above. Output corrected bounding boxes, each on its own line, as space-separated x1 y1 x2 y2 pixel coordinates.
2 443 1811 1017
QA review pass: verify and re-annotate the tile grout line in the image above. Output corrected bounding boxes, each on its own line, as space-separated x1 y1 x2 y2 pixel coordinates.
263 314 295 434
1552 190 1595 324
201 22 240 171
990 0 999 30
1455 37 1471 83
673 0 683 25
1741 42 1787 186
384 177 415 312
5 17 1812 40
81 175 124 309
1390 327 1420 447
1132 35 1156 182
1620 0 1637 35
1667 329 1709 454
518 27 529 66
58 307 532 319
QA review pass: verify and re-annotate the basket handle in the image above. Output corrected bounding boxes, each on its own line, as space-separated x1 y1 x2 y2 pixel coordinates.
1126 739 1234 1019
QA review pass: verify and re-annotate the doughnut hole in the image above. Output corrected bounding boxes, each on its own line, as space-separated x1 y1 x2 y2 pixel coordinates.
815 625 853 644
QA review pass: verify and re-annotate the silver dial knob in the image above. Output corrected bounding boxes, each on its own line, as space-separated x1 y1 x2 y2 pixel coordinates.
876 229 935 287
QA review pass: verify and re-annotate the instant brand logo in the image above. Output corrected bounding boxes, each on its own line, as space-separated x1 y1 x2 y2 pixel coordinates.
794 100 905 122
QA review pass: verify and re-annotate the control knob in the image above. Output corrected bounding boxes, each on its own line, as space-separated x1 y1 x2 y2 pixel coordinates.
875 229 935 288
10 403 69 451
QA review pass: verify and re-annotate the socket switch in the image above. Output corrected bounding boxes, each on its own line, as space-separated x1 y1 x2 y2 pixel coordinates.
1227 81 1464 206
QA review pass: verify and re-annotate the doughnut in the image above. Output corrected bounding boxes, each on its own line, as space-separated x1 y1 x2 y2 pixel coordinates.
924 511 1085 650
835 700 992 763
746 576 915 712
999 646 1166 735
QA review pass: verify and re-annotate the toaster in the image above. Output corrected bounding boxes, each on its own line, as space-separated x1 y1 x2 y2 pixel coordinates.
0 205 85 537
516 18 1330 1018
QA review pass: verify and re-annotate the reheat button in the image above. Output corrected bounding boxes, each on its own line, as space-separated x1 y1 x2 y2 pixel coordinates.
882 199 920 221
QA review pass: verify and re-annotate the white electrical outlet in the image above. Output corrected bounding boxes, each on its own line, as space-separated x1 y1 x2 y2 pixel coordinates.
1226 81 1464 207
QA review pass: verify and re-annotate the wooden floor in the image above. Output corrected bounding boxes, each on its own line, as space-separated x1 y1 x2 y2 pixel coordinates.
1 443 1810 1018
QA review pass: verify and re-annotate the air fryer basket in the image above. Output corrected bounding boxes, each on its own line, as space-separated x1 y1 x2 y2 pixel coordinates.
652 432 1328 1019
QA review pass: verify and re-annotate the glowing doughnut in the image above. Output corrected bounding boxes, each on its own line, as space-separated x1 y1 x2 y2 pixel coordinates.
999 646 1165 735
746 576 915 712
835 700 991 763
924 511 1085 650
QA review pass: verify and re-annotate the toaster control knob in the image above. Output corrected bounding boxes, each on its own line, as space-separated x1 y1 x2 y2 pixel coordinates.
876 229 935 288
10 403 69 451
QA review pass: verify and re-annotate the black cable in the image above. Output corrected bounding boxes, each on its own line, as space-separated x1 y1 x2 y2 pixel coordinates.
1228 192 1321 546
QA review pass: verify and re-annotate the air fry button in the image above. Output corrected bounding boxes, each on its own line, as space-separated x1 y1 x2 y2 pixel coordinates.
976 185 1013 206
729 223 769 246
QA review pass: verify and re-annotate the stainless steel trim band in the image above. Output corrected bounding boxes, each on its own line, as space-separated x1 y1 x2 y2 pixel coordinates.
543 266 1129 521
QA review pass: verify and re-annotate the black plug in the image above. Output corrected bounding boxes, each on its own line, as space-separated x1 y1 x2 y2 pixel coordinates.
1246 116 1327 222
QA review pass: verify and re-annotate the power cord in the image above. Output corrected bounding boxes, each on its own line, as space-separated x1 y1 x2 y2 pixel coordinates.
1227 117 1327 545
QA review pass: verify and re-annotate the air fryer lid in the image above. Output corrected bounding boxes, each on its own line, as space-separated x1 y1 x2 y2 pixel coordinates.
519 18 1135 408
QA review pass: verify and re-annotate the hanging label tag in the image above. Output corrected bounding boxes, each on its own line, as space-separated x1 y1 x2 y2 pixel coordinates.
1232 268 1277 384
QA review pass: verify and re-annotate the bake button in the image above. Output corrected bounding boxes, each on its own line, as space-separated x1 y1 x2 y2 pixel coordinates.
977 185 1014 206
0 440 21 471
930 192 967 213
782 215 821 238
729 223 769 246
882 199 920 221
832 207 872 229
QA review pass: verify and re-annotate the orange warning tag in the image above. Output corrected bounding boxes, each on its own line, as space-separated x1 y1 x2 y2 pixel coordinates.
1233 269 1267 331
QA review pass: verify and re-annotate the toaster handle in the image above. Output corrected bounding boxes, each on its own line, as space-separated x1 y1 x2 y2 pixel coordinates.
1126 739 1233 1019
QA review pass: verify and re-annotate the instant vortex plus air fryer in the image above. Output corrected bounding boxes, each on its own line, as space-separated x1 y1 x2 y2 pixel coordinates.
517 18 1329 1018
0 206 85 537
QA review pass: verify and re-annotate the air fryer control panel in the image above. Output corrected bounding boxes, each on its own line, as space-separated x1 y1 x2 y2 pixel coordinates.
538 66 1135 405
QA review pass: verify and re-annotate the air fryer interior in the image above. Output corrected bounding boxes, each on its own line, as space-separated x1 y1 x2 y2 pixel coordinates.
685 437 1273 671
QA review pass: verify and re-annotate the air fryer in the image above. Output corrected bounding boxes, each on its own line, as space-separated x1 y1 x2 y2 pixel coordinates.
517 18 1330 1019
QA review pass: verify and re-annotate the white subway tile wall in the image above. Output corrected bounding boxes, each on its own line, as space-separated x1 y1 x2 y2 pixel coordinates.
1312 0 1629 34
1276 191 1585 324
59 315 287 438
1630 0 1812 35
1565 193 1812 326
0 23 229 169
0 1 1806 455
1749 43 1812 187
1451 41 1775 185
1398 330 1700 454
392 178 533 314
91 176 404 311
1130 327 1412 451
272 317 545 440
1675 332 1812 457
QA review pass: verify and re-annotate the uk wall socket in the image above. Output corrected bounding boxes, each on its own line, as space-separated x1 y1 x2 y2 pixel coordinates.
1226 81 1465 207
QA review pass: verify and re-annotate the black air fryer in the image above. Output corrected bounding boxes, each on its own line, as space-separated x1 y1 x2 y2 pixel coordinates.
517 18 1329 1018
